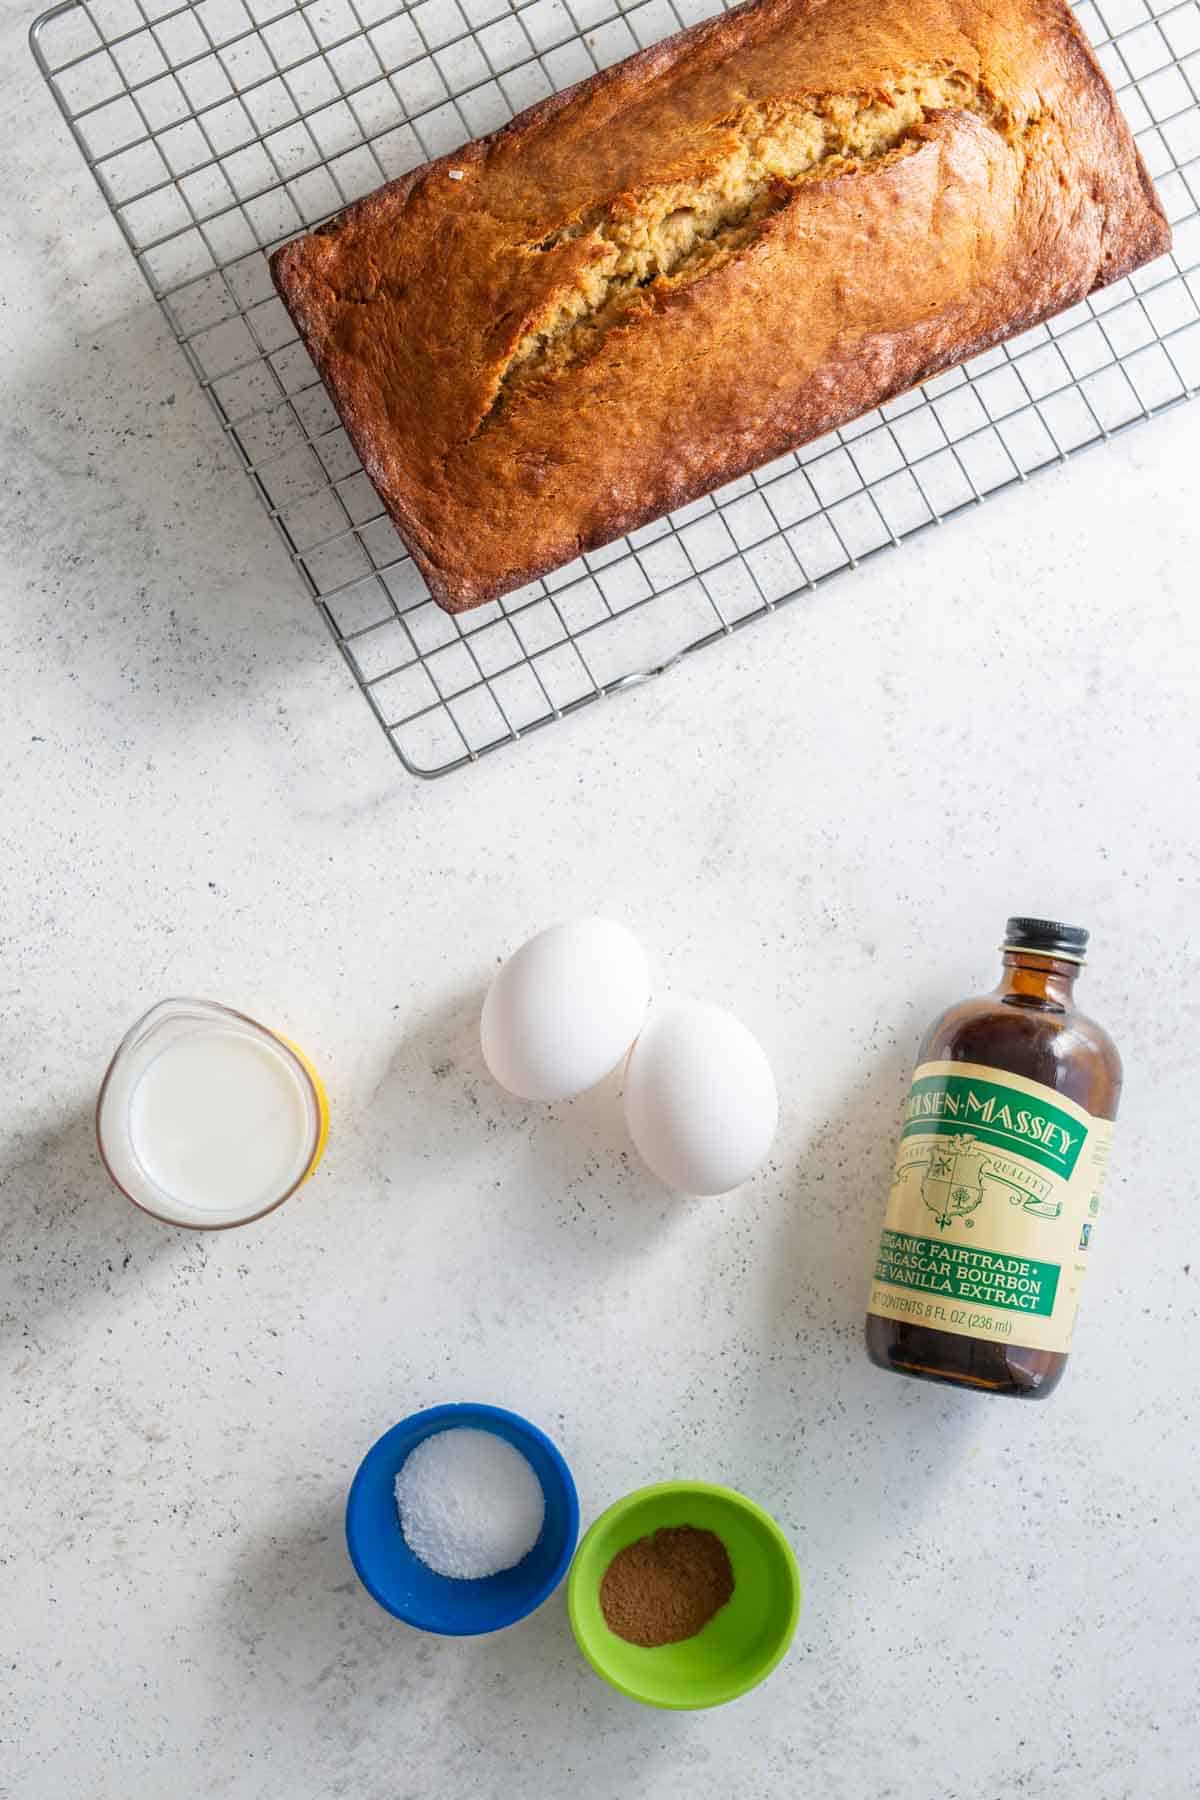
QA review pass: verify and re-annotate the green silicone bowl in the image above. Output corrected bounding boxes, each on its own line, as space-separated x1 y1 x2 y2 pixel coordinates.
567 1481 801 1710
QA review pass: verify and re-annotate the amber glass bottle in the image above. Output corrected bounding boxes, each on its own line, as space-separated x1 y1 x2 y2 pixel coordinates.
865 918 1121 1399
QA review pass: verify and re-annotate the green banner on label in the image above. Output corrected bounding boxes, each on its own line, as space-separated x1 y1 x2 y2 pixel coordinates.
874 1228 1061 1317
899 1073 1086 1178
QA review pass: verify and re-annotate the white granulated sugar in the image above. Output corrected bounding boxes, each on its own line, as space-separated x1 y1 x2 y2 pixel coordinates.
395 1428 545 1580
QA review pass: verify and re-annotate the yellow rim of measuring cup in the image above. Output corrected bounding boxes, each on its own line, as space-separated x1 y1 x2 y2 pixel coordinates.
277 1033 330 1181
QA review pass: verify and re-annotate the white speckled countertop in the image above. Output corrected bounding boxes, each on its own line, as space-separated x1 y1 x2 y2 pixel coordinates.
3 3 1199 1794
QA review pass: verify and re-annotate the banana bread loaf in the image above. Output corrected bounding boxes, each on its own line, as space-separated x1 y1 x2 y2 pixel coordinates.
271 0 1170 614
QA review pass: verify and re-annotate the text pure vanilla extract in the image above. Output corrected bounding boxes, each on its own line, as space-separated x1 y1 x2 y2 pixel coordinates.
866 918 1122 1399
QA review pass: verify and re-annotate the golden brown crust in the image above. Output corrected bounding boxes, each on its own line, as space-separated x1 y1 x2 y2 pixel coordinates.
271 0 1170 613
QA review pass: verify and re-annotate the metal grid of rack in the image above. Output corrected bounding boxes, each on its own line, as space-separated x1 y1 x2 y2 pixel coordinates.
31 0 1200 778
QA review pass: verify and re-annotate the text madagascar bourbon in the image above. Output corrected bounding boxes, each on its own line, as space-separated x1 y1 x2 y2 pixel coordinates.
866 918 1121 1399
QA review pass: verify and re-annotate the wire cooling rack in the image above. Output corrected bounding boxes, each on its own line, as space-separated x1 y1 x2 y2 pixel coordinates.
31 0 1200 777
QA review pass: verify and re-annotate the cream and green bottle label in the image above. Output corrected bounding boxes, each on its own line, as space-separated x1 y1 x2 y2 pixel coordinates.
868 1061 1113 1354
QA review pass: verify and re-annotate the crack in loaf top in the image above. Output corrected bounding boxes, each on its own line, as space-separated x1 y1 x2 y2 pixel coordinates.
272 0 1169 610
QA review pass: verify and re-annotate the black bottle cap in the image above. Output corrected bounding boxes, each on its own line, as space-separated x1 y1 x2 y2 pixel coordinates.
1003 917 1089 962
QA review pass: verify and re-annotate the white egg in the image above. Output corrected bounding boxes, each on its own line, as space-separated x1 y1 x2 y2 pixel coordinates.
624 1002 778 1195
481 918 650 1102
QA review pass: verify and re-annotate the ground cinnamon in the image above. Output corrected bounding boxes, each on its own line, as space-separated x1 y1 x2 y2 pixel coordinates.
599 1525 734 1648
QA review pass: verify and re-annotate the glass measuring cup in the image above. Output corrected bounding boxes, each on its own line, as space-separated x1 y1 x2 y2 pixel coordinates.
96 998 328 1228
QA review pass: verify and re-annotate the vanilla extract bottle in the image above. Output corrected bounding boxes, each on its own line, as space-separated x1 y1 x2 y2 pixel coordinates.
865 918 1121 1399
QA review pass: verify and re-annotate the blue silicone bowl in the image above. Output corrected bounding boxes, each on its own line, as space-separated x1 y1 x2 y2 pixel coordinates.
345 1402 580 1635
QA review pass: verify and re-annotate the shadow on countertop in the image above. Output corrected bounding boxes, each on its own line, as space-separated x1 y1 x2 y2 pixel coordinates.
5 300 332 718
362 979 696 1278
5 293 408 815
0 1097 186 1353
218 1490 680 1778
